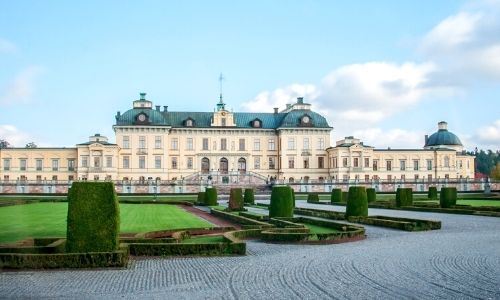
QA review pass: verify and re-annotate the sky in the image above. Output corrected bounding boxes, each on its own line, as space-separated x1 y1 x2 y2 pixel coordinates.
1 0 499 150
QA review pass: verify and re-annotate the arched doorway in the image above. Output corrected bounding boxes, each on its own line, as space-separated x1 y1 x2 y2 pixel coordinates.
201 157 210 174
238 158 246 174
219 158 228 174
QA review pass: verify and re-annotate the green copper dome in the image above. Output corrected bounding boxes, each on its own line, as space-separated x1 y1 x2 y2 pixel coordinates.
424 121 462 147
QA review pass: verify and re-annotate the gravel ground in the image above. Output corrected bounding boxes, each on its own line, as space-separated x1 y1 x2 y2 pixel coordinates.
1 201 499 299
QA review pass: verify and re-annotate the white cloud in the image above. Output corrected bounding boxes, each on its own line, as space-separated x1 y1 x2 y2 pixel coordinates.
0 125 33 147
241 83 317 112
346 128 426 149
474 119 500 149
0 38 16 53
0 66 43 106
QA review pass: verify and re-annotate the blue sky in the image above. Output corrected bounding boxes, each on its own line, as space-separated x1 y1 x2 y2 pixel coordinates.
1 0 499 150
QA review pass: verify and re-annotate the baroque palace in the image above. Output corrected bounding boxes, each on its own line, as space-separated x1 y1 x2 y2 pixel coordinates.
0 93 475 188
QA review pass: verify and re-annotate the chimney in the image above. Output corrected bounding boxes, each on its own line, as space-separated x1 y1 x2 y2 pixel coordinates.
155 105 160 111
297 97 304 104
115 111 121 119
425 134 429 144
163 106 168 112
273 107 278 114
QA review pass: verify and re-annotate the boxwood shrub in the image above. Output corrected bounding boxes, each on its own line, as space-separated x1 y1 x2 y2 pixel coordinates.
440 187 457 208
269 186 294 218
307 193 320 203
228 188 244 211
331 188 342 203
342 191 349 203
396 188 413 207
244 188 255 204
205 187 218 206
366 188 376 203
428 186 438 200
66 182 120 253
197 192 206 204
345 186 368 218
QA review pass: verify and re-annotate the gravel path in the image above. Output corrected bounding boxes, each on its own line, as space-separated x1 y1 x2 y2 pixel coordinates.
1 202 499 299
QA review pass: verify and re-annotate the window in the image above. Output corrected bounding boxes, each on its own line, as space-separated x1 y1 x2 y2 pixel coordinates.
155 136 162 149
428 174 432 181
401 174 406 181
186 119 193 127
187 157 193 169
343 175 349 182
445 174 449 179
3 175 9 182
268 139 275 150
221 118 226 126
68 159 76 171
303 158 309 169
139 156 146 169
81 156 88 167
303 138 310 150
52 159 59 171
20 175 27 182
187 138 193 150
36 175 42 182
3 159 10 171
413 160 419 171
353 158 359 167
318 157 324 169
139 136 146 149
458 160 463 169
123 136 130 149
365 175 370 182
221 138 227 150
386 160 392 171
202 138 209 150
288 138 295 150
254 157 260 169
253 120 261 128
171 138 178 150
171 157 178 169
239 138 245 151
20 159 27 171
333 157 337 168
373 159 378 171
93 156 101 168
415 174 419 180
400 160 406 171
123 156 130 169
288 157 295 169
343 158 348 167
444 156 450 167
268 157 276 169
36 159 43 171
317 138 324 150
364 158 369 168
254 139 260 151
155 156 161 169
52 175 58 181
387 175 392 181
106 157 112 168
427 159 433 170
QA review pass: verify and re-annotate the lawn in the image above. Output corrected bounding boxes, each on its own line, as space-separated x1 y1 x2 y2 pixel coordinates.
0 203 213 243
304 224 341 234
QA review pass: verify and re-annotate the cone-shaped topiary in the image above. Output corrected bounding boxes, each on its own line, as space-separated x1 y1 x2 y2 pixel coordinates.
345 186 368 218
342 191 349 202
440 187 457 208
205 187 218 206
331 188 342 203
269 186 294 218
228 188 244 211
396 188 413 207
66 182 120 253
428 186 438 200
366 188 376 203
307 193 320 203
244 188 255 204
197 192 206 204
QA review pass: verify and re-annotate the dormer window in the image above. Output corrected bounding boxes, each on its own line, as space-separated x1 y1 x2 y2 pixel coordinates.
135 113 149 124
184 118 194 127
299 114 313 127
251 118 262 128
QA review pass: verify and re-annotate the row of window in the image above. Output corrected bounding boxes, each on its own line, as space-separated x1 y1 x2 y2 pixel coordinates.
340 173 457 182
120 156 279 170
287 157 325 169
331 157 468 171
2 159 75 171
3 175 74 182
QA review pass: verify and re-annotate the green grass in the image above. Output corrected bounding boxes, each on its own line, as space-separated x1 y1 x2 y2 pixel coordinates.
0 203 213 243
304 224 341 234
181 235 226 244
414 199 500 207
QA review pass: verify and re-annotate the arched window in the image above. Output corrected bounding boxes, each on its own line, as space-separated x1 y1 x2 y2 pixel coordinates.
219 158 228 174
185 119 193 127
201 157 210 174
238 158 246 174
289 177 295 183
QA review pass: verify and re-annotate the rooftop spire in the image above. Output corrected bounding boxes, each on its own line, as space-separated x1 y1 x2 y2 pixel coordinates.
217 73 226 111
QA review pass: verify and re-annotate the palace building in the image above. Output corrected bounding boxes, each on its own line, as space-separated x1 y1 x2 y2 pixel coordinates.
0 93 475 187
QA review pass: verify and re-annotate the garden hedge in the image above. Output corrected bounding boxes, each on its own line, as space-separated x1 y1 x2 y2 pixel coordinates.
228 188 244 211
269 186 294 218
440 187 457 208
345 186 368 218
307 193 320 203
291 187 296 207
396 188 413 207
66 182 120 253
244 188 255 204
197 192 206 204
205 187 218 206
331 188 342 203
342 191 349 203
348 216 441 231
366 188 376 203
428 186 438 200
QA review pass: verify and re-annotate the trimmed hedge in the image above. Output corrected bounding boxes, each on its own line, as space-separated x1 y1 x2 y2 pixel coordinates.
294 207 345 220
396 188 413 207
345 186 368 218
428 186 438 200
205 187 218 206
127 240 244 256
228 188 244 211
348 216 441 231
291 188 296 207
307 193 320 203
243 188 255 204
366 188 376 203
440 187 457 208
342 191 349 203
197 192 206 204
269 186 294 218
331 188 342 203
66 182 120 253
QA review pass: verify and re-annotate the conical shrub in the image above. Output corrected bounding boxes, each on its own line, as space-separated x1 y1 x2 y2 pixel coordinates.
396 188 413 207
228 188 244 211
307 193 319 203
205 187 218 206
366 188 376 203
197 192 206 204
428 186 438 200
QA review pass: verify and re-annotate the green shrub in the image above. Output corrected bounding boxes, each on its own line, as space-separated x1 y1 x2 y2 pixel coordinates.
197 192 206 204
269 186 294 218
440 187 457 208
307 193 319 203
342 191 349 203
331 188 342 203
345 186 368 218
366 188 376 203
228 188 244 211
66 182 120 253
291 188 296 207
205 187 218 206
396 188 413 207
428 186 438 199
243 188 255 204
